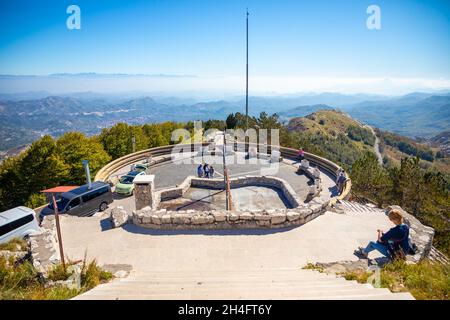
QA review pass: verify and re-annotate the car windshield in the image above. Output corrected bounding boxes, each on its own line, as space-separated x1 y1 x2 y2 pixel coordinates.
119 175 134 184
49 197 70 211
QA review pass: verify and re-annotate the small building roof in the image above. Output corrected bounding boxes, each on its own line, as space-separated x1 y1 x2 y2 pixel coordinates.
41 186 79 194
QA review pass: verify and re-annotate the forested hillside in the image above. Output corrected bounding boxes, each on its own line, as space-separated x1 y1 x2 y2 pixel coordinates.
0 112 448 255
286 110 375 169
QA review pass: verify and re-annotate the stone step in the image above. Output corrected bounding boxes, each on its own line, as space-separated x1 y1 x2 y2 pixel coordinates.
429 246 449 264
112 278 355 285
74 269 415 300
338 200 384 214
89 281 364 293
75 293 413 300
76 288 403 300
127 270 343 279
125 272 344 280
79 283 391 294
310 292 414 300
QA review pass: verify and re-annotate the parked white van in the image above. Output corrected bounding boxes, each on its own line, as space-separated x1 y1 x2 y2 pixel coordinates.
0 206 41 245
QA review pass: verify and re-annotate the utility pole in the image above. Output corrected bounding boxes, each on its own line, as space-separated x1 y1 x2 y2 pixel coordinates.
82 160 91 189
245 9 249 131
222 131 233 211
222 131 229 210
132 135 136 153
52 194 66 270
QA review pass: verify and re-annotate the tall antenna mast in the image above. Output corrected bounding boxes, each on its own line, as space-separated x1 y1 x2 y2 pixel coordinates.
245 8 249 132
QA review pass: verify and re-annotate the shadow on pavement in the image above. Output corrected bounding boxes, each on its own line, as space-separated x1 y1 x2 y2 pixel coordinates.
328 185 339 197
121 223 299 236
100 217 113 231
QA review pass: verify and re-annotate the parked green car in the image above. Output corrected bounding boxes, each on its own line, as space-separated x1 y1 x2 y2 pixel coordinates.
114 171 145 195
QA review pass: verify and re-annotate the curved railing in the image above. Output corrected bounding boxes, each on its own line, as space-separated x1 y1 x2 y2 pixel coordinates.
94 143 209 182
280 146 352 201
94 142 351 201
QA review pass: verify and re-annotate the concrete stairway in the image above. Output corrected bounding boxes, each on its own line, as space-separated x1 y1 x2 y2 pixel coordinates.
74 268 414 300
429 246 450 264
337 200 383 214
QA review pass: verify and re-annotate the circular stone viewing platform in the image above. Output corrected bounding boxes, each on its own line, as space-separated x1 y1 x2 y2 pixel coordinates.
101 146 348 231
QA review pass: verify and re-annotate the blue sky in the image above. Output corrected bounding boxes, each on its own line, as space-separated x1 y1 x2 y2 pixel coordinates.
0 0 449 94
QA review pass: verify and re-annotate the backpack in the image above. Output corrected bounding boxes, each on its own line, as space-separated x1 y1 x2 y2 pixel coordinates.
387 241 406 260
387 237 418 260
409 242 418 255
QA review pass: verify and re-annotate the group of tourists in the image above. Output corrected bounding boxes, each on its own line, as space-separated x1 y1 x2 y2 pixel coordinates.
197 163 215 178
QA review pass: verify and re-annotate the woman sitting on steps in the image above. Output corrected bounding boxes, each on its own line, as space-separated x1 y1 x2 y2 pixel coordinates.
355 209 415 260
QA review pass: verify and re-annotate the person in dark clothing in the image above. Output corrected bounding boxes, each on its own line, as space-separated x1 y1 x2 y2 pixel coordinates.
355 209 413 259
204 163 210 178
197 164 204 178
297 148 305 161
337 172 347 195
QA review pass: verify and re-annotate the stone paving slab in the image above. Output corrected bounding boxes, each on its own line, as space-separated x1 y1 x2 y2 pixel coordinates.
60 210 392 273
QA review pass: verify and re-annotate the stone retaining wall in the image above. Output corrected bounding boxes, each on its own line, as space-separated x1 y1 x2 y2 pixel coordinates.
122 172 329 230
131 197 329 230
28 216 60 275
140 175 307 211
190 175 303 208
158 176 192 201
298 160 322 199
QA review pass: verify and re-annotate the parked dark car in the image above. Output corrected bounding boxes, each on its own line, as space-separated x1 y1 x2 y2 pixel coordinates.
39 181 113 221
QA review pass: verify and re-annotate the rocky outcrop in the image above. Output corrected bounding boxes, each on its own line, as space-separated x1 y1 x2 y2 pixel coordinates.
110 206 131 228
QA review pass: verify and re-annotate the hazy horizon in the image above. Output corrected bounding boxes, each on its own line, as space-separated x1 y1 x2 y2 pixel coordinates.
1 73 450 97
1 0 449 96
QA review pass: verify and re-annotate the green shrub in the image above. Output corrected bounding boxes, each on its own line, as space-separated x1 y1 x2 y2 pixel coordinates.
342 259 449 300
0 237 28 252
80 258 113 290
25 193 47 209
0 257 40 299
0 243 113 300
347 125 375 146
47 264 73 282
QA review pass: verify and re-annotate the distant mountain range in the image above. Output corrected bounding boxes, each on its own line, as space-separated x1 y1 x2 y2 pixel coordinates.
0 91 449 152
342 93 450 139
278 104 333 120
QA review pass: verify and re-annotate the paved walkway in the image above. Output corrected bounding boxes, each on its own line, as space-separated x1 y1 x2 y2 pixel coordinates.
64 209 413 300
62 210 392 271
61 212 391 270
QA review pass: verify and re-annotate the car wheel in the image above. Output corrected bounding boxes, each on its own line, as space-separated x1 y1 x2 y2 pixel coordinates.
99 202 108 212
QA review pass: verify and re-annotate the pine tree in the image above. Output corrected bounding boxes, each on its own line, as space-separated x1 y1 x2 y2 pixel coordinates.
57 132 111 185
351 151 391 206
